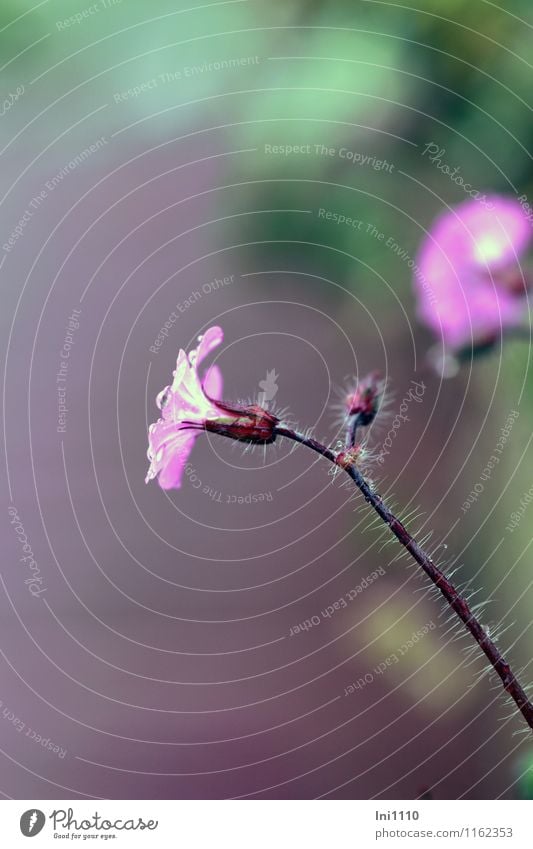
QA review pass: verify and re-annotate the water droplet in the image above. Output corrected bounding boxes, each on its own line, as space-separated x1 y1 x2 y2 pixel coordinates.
156 387 170 409
197 334 204 342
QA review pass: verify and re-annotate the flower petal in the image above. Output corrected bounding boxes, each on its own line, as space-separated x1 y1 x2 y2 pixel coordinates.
146 326 226 489
461 197 531 270
170 350 188 392
194 326 223 367
414 196 531 349
155 431 197 489
202 364 223 401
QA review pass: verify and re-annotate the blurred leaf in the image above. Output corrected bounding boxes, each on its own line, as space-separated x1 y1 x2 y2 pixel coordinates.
517 754 533 799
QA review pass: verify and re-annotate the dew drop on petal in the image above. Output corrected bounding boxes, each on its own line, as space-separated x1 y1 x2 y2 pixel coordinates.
156 387 170 409
197 334 204 342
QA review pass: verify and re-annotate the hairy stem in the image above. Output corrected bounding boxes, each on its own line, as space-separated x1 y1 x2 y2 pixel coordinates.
275 425 533 733
345 414 361 448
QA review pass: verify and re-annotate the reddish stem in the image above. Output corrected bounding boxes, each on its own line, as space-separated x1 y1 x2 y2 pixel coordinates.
275 425 533 733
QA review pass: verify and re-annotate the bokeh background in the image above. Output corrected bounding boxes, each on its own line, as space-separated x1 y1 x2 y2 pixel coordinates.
1 0 532 800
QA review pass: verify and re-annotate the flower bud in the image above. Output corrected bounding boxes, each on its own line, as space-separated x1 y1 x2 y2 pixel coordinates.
204 403 278 444
346 371 383 425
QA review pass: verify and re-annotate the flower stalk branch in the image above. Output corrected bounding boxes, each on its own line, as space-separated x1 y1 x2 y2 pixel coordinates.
146 325 533 734
275 425 533 733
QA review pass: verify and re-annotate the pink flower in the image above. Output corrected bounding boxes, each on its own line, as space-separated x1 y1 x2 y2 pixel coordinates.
146 326 278 490
414 196 531 350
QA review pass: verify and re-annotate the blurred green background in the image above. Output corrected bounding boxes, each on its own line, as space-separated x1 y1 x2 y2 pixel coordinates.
1 0 532 800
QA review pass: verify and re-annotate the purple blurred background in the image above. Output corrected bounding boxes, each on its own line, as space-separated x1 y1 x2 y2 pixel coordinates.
1 0 532 800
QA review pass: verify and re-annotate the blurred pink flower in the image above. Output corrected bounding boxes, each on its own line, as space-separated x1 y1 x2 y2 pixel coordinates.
415 196 531 350
145 326 225 490
146 326 278 490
